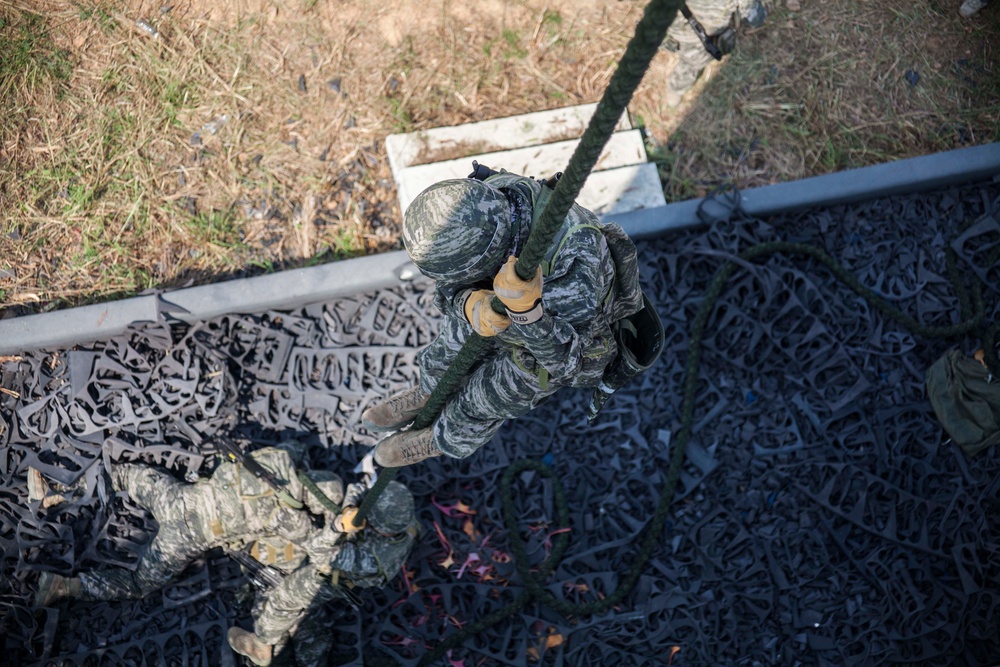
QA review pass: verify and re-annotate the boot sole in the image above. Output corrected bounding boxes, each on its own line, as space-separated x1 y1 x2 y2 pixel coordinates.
360 417 415 434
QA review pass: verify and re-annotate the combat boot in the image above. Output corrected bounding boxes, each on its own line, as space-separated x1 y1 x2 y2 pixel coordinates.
373 428 442 467
227 627 273 667
960 0 988 17
34 573 82 607
361 386 431 433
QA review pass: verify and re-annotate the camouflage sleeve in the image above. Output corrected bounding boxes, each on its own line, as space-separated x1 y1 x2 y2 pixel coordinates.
431 284 468 320
343 482 366 508
303 527 343 562
330 533 414 588
272 440 308 462
498 228 610 378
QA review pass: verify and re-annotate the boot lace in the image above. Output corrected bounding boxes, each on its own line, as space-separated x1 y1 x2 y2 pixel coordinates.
400 431 436 462
390 386 428 413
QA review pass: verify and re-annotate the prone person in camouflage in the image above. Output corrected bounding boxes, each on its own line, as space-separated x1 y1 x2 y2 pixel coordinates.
31 442 417 667
361 171 645 467
661 0 767 107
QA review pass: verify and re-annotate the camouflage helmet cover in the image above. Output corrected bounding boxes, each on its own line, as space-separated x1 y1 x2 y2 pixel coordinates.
402 178 515 285
368 481 415 535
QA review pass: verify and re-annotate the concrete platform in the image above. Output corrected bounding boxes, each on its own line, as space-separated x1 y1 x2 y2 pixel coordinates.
386 103 667 216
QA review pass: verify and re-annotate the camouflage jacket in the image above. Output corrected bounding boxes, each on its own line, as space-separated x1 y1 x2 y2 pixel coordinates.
674 0 765 31
433 173 643 386
199 443 416 588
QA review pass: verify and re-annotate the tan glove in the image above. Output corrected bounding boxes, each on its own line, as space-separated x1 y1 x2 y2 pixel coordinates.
336 506 365 533
461 289 511 337
493 256 543 325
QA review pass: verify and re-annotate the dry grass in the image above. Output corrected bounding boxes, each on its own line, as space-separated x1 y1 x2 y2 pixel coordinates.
636 0 1000 199
0 0 996 315
0 0 641 314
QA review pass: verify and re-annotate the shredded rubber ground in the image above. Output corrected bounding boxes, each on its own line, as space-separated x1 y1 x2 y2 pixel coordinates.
2 177 1000 666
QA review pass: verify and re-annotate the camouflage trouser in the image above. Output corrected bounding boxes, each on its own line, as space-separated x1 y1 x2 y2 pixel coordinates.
265 602 344 667
282 605 338 667
418 317 603 458
254 564 358 667
665 1 738 96
78 464 211 600
253 566 346 644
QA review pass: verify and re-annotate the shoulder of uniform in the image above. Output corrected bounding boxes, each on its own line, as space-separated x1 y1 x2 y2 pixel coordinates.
541 221 605 280
245 446 279 462
559 218 606 253
484 172 542 197
244 445 301 480
271 440 309 462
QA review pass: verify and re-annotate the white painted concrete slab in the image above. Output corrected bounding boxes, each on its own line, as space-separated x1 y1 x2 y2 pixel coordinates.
386 102 665 219
397 129 651 213
385 104 631 171
576 163 666 216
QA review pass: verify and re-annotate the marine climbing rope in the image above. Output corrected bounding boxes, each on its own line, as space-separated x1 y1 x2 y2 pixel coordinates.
354 0 684 524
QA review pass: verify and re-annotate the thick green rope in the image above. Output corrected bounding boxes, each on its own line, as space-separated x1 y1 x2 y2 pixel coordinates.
353 336 494 524
296 470 343 515
354 0 684 528
510 0 682 282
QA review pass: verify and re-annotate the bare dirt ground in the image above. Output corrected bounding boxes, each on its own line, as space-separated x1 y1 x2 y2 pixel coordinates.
0 0 996 316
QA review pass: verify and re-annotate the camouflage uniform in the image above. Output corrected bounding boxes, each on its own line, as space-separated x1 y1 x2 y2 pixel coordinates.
76 443 416 659
664 0 766 101
415 173 643 458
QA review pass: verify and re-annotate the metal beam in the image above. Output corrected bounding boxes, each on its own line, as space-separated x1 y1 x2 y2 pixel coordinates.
610 142 1000 239
2 142 997 354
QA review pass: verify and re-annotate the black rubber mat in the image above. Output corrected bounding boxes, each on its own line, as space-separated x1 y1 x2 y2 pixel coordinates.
2 178 999 666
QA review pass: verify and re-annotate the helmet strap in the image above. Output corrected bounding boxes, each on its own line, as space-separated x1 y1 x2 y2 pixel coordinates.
497 185 532 258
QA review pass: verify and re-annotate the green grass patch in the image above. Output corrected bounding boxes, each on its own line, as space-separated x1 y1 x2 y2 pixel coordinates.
76 2 119 33
501 29 528 59
386 96 414 132
324 228 363 261
484 29 529 60
542 9 563 28
185 210 243 249
0 9 72 119
160 78 192 127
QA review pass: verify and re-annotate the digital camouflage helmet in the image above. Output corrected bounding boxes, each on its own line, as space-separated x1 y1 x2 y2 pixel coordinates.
403 179 515 285
367 481 415 536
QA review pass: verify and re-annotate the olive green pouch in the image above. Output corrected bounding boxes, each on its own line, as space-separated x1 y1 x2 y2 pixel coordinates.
926 348 1000 456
